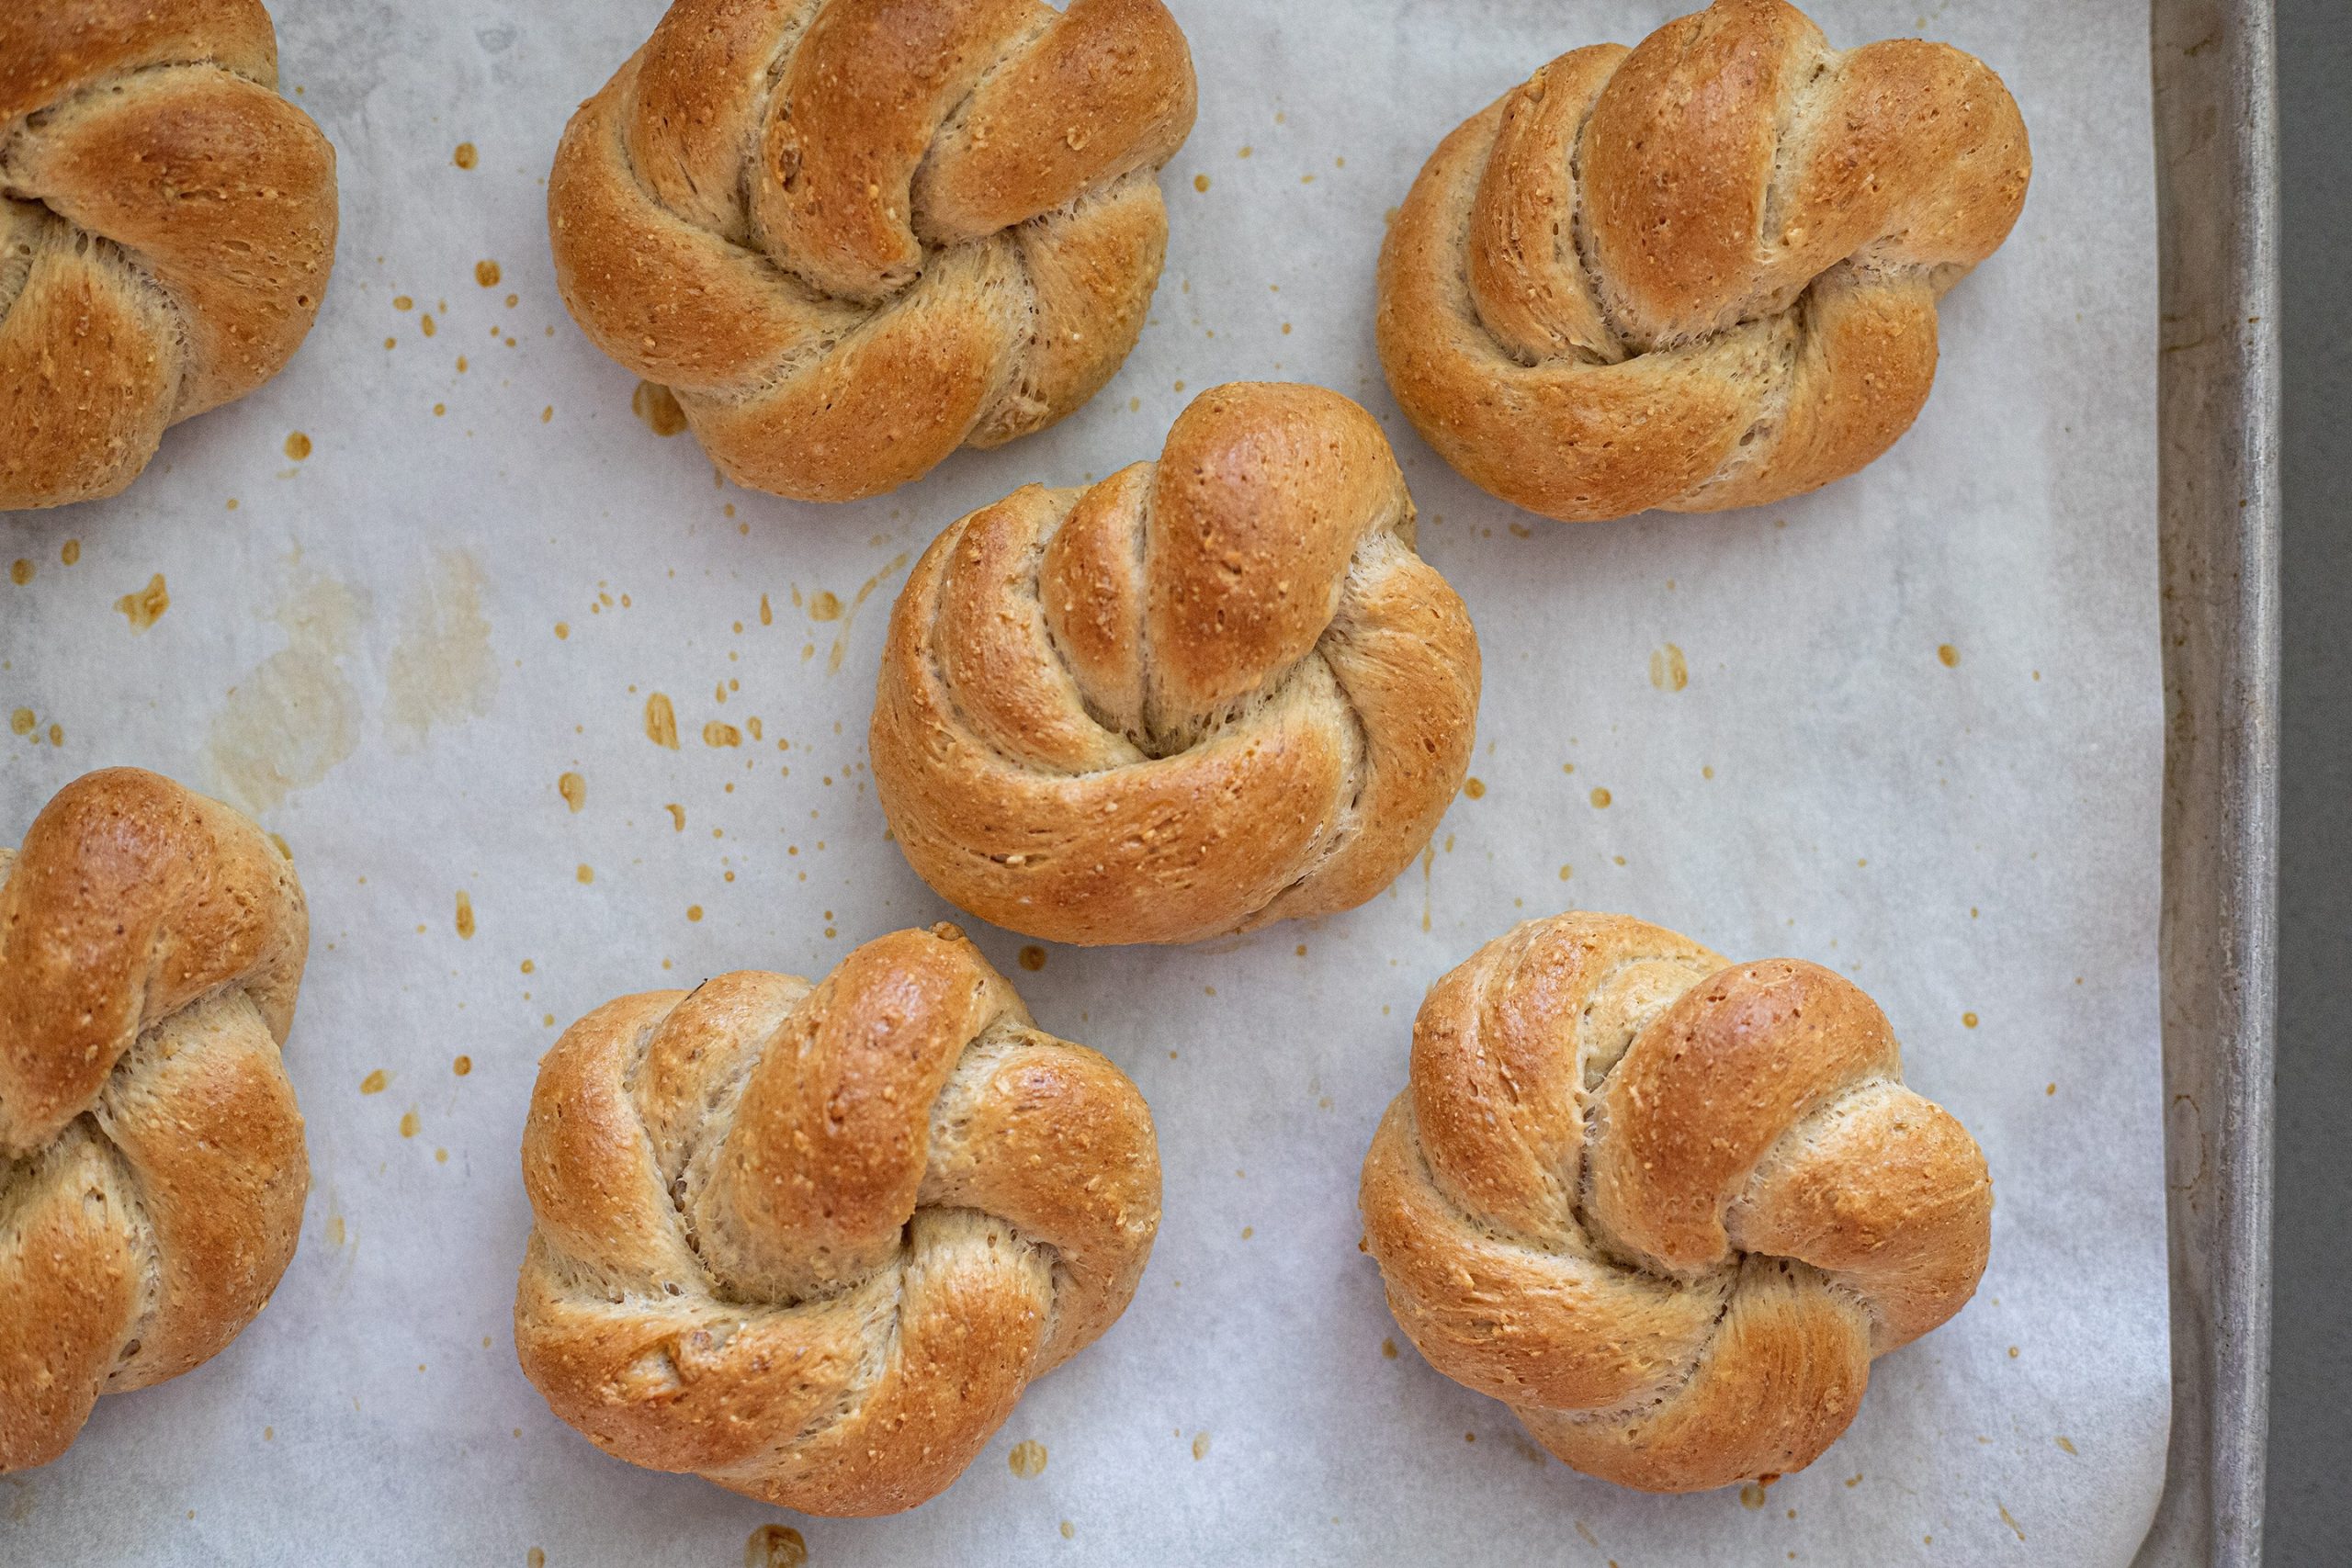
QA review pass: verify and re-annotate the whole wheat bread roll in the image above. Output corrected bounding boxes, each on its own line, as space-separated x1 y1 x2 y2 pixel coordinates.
0 0 338 511
1 768 310 1472
1361 911 1992 1492
513 924 1159 1516
1377 0 2030 521
547 0 1196 502
871 382 1480 946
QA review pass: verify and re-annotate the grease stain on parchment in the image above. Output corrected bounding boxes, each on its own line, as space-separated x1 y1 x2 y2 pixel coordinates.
116 574 170 630
386 549 498 749
206 570 368 814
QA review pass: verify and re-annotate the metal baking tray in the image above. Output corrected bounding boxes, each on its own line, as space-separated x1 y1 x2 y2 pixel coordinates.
2141 1 2279 1563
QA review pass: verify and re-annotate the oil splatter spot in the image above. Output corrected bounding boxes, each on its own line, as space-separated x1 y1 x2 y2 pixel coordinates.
576 864 594 885
1963 1011 1979 1028
360 1070 389 1095
1008 1439 1047 1478
453 1055 472 1077
686 905 704 922
559 773 586 813
2055 1436 2077 1455
1939 643 1961 668
1740 1481 1770 1509
808 591 843 622
1649 643 1689 691
61 540 79 566
1191 1430 1211 1461
475 260 502 288
207 571 368 814
1381 1338 1397 1359
453 142 478 169
1589 787 1611 808
455 891 476 939
1059 1521 1074 1540
527 1551 545 1568
759 592 774 626
645 693 680 748
326 1214 346 1246
387 550 499 749
285 431 313 461
1193 173 1209 192
2000 1504 2025 1541
9 709 32 736
399 1110 420 1138
743 1526 806 1568
1463 777 1486 800
7 559 29 585
1018 945 1046 972
703 720 741 748
117 574 170 630
633 381 688 436
664 803 686 831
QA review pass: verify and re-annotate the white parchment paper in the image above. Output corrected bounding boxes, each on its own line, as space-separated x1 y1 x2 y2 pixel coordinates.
0 1 2166 1562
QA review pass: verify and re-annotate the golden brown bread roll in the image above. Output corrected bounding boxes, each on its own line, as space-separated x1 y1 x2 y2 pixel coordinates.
547 0 1196 502
1 768 310 1472
1361 912 1992 1493
870 382 1481 946
0 0 339 511
1377 0 2030 521
513 924 1159 1516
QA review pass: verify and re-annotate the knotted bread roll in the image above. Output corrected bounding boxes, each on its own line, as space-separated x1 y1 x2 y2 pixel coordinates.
514 924 1159 1516
1 769 310 1472
1378 0 2030 521
548 0 1196 502
1361 912 1991 1492
0 1 338 511
870 383 1481 946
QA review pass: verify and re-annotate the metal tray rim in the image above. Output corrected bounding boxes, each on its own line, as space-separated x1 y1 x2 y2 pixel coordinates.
2140 1 2280 1564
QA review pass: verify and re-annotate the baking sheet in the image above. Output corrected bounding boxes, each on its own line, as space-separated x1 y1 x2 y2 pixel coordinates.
0 1 2167 1562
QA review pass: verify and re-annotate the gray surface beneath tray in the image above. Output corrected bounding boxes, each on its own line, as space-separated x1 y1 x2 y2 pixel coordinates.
2266 1 2351 1563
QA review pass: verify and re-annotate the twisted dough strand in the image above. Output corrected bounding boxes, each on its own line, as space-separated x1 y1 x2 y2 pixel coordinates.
1361 912 1990 1492
1 769 309 1472
871 383 1480 946
548 0 1195 502
0 0 337 509
514 925 1159 1517
1377 0 2030 521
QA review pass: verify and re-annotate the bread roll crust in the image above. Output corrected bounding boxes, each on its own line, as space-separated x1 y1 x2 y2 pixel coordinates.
0 0 337 510
1 768 310 1472
513 924 1160 1516
1360 911 1991 1492
547 0 1197 502
1376 0 2030 521
871 383 1481 946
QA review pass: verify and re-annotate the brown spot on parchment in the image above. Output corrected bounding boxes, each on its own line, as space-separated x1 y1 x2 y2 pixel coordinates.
1589 787 1612 808
1649 643 1689 691
743 1526 806 1568
9 709 32 736
644 693 680 748
60 540 79 566
116 574 170 630
359 1069 388 1095
664 804 686 831
1018 946 1046 972
386 550 499 749
452 142 478 169
453 1055 472 1077
475 260 502 288
559 773 586 813
1939 643 1961 667
1191 1430 1210 1461
399 1109 420 1138
285 432 312 461
1463 777 1486 799
1008 1439 1047 1478
455 891 476 939
703 721 741 747
206 571 368 814
7 559 29 585
633 381 688 436
817 553 910 673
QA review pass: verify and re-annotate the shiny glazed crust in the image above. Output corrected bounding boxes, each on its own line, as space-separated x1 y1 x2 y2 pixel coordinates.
869 382 1481 946
0 768 310 1471
1376 0 2030 521
546 0 1197 502
1360 911 1992 1492
0 0 339 510
512 924 1160 1516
